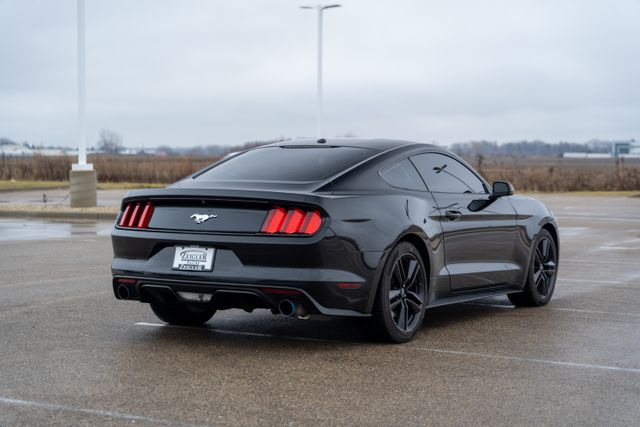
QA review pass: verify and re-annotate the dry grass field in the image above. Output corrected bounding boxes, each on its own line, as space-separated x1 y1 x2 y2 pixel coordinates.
470 156 640 192
1 154 639 192
0 155 218 184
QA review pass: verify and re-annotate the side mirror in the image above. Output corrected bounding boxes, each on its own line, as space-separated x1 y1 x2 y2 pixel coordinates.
491 181 514 199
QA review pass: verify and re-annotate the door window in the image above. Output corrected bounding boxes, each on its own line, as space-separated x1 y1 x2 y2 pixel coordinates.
411 153 487 194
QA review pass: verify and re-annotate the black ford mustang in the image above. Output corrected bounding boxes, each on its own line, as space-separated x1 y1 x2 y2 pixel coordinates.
111 138 559 342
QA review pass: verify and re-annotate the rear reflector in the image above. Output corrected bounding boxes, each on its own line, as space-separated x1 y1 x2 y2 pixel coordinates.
262 288 303 295
119 201 154 229
260 206 324 235
116 278 138 285
337 282 363 290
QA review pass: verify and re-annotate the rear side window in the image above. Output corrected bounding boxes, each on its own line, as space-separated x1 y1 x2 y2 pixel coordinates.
380 159 426 191
410 153 487 194
195 146 372 182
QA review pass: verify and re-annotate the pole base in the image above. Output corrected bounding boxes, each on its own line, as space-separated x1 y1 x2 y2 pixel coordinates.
69 169 97 208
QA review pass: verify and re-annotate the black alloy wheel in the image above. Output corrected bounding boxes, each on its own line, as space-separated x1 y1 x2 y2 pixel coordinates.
389 252 426 332
509 229 558 307
368 241 428 343
533 235 557 298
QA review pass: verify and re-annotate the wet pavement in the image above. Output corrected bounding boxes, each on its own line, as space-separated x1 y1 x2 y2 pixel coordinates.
0 219 112 241
0 189 128 207
0 195 639 426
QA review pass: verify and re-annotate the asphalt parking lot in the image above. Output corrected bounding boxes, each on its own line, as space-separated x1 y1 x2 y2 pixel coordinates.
1 195 639 426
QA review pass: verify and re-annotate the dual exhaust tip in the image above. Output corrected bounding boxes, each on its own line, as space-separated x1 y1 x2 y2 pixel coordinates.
278 299 309 320
116 284 131 300
118 283 308 320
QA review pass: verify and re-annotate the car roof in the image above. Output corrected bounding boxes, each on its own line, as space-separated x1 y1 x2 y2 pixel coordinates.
264 138 441 153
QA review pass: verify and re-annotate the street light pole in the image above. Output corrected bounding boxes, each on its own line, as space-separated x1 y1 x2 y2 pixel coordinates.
300 4 341 139
76 0 87 168
70 0 97 207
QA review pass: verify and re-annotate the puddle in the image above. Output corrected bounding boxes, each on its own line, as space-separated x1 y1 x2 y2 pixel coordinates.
0 219 112 241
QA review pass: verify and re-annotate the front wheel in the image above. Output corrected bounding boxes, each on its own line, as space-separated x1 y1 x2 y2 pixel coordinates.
150 301 216 326
366 242 428 343
508 229 558 307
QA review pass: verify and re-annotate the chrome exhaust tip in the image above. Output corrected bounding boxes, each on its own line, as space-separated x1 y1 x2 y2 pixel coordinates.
278 299 309 319
278 299 296 317
116 284 130 300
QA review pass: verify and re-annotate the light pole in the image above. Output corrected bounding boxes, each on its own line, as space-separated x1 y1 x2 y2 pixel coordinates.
300 4 341 139
76 0 87 169
70 0 97 207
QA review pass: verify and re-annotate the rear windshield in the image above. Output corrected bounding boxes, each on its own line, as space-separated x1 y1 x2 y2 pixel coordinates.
195 146 372 182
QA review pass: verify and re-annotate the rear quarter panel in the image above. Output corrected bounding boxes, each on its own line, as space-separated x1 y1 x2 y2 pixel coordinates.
321 192 447 309
507 195 559 287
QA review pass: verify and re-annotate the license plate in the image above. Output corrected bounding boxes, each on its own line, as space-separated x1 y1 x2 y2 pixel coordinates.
172 246 215 272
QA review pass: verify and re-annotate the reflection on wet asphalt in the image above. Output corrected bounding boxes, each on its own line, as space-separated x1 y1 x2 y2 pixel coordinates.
0 219 112 241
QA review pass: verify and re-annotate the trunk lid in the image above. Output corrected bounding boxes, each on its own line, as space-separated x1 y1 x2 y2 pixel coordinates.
117 187 328 234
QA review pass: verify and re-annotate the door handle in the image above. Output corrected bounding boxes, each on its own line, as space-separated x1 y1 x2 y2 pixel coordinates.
445 210 463 221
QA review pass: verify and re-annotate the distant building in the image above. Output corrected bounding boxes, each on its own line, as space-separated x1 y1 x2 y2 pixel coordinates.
563 140 640 158
0 143 96 157
0 143 33 156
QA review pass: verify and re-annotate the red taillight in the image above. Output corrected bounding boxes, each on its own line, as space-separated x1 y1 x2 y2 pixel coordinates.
300 210 323 235
127 203 141 227
260 207 324 235
118 201 154 229
118 204 132 227
261 207 287 234
281 208 305 234
137 202 154 228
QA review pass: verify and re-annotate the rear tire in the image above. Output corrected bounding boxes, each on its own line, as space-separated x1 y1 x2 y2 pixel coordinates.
365 241 428 343
508 229 558 307
150 302 216 326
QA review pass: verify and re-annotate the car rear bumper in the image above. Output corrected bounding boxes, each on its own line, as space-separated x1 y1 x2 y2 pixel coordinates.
111 227 386 315
111 275 371 317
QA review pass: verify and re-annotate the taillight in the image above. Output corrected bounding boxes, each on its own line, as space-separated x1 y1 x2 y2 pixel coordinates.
260 207 324 235
118 201 154 229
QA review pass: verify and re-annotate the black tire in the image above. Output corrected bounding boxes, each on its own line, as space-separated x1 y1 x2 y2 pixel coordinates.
150 301 216 326
508 229 558 307
365 241 428 343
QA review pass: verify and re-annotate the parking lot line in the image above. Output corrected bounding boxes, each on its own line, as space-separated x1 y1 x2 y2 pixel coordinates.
556 214 640 223
0 396 206 427
562 259 639 266
466 302 640 318
557 278 625 285
134 322 640 374
549 307 640 317
403 347 640 374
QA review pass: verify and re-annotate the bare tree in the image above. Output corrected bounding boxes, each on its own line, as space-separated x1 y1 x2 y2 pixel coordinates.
97 129 124 154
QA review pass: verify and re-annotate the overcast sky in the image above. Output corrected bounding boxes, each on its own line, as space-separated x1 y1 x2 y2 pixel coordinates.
1 0 639 148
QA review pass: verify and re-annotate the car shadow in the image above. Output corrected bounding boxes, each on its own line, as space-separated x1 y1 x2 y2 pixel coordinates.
125 298 516 353
423 297 515 330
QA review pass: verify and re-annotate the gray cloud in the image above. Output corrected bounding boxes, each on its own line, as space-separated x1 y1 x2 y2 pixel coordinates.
1 0 639 147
